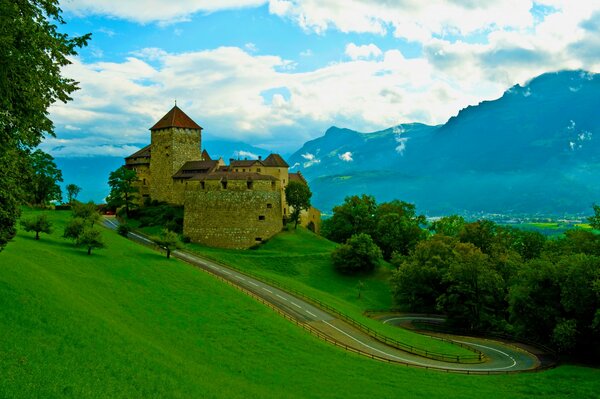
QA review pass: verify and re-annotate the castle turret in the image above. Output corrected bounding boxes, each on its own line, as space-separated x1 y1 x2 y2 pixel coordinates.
149 105 202 203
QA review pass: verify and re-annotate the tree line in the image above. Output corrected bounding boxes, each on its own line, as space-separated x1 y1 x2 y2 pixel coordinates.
323 195 600 359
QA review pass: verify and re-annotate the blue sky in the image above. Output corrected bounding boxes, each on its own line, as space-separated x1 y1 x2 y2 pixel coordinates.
44 0 600 158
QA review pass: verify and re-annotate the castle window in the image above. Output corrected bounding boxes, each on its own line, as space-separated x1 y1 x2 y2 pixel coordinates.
257 168 261 173
242 168 246 172
143 178 146 185
271 181 275 190
266 203 272 209
221 180 227 189
255 237 262 242
247 180 253 190
284 208 287 215
201 181 205 189
258 215 265 221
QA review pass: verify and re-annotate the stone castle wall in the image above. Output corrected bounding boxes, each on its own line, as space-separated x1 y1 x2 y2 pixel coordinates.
150 127 200 203
125 160 151 205
183 179 283 249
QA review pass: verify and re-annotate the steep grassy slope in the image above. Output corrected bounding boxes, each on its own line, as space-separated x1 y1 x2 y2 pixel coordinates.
1 209 599 398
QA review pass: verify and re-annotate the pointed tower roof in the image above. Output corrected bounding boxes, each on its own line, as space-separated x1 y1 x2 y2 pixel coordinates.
150 105 202 131
201 149 212 161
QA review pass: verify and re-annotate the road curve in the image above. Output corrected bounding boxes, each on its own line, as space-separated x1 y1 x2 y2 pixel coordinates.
103 217 543 374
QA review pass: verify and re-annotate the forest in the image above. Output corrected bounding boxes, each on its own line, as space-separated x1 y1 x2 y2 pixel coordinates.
323 195 600 360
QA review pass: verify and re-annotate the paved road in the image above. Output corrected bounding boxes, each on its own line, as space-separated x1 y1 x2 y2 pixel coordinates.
103 218 542 373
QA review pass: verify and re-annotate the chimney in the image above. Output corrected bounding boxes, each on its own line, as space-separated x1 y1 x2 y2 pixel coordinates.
258 155 262 161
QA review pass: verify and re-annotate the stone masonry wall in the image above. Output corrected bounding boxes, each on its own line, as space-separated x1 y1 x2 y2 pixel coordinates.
150 127 200 203
183 180 282 249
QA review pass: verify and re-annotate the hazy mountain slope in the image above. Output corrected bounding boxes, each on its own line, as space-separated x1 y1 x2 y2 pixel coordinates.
291 70 600 215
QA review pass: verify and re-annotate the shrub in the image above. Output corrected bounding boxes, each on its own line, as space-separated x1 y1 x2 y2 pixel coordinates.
332 233 382 274
117 224 131 237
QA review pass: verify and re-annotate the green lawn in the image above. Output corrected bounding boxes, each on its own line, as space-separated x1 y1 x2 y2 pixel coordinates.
1 209 599 398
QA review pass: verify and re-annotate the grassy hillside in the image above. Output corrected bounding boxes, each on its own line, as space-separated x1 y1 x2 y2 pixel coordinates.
1 209 598 398
184 227 465 352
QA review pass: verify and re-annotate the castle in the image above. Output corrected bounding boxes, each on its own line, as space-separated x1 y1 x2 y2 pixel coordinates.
124 105 320 249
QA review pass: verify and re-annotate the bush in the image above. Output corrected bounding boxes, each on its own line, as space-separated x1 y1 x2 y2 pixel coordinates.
181 235 191 244
117 224 131 237
332 233 382 274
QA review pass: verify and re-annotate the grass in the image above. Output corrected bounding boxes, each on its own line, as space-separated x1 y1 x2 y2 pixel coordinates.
1 209 599 398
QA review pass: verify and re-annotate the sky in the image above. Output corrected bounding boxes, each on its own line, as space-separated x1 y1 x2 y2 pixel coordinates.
43 0 600 158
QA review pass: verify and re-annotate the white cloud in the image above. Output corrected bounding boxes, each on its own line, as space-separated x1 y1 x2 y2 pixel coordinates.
345 43 382 60
233 150 259 159
301 152 320 167
62 0 267 24
50 0 600 157
245 42 258 53
300 49 313 57
338 151 353 161
268 0 534 41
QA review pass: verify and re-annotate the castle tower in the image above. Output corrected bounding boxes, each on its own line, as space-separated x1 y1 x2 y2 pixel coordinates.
149 105 202 203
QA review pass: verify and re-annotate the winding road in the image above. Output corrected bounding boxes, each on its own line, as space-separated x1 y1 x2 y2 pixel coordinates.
103 217 546 374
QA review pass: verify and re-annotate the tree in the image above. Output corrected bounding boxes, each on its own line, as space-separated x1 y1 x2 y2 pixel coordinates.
0 1 89 250
332 233 382 274
66 184 81 204
429 215 466 237
152 229 180 259
459 220 497 255
588 204 600 230
322 195 377 243
285 181 312 229
390 235 457 312
437 242 504 331
76 228 104 255
20 214 53 240
72 201 101 226
375 212 426 259
25 149 63 205
107 166 138 217
63 217 86 241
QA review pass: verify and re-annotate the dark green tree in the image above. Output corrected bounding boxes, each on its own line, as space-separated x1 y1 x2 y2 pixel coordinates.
429 215 465 237
26 149 63 205
152 229 180 259
331 233 382 274
459 220 497 255
374 211 426 259
63 217 86 241
0 0 89 250
390 235 457 312
285 181 312 229
437 242 504 331
76 227 105 255
107 166 138 217
322 194 377 243
588 204 600 230
20 214 53 240
66 184 81 204
72 201 101 226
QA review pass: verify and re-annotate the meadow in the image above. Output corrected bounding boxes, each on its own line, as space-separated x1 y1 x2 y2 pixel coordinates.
0 209 599 398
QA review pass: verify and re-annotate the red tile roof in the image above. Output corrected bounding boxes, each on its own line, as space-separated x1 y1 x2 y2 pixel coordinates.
150 105 202 131
263 153 289 167
125 144 151 159
201 149 212 161
289 172 307 185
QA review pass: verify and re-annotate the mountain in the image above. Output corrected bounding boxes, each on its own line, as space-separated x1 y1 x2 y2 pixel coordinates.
289 70 600 215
